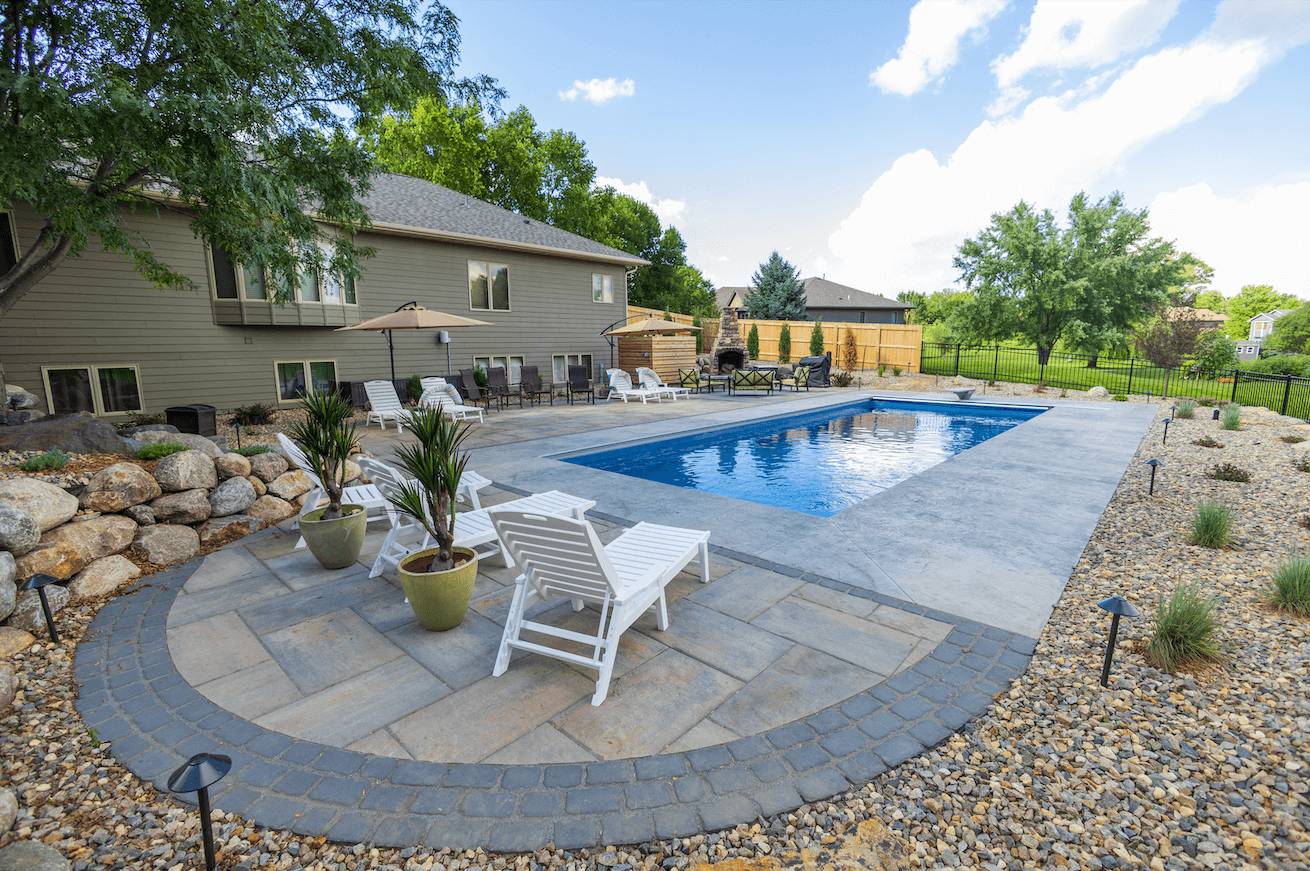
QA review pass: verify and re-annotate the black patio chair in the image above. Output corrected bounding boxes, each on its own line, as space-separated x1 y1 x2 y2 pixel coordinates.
566 365 595 405
458 368 497 411
486 366 521 409
519 365 553 406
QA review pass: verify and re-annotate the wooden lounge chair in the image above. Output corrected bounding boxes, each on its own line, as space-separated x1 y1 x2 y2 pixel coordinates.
566 365 595 405
276 433 395 549
518 365 553 406
362 380 415 431
637 366 691 400
486 365 521 409
418 377 485 422
458 368 497 412
605 369 662 403
489 510 710 705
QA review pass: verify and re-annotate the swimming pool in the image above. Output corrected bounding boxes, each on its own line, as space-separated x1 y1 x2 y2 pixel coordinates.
563 399 1047 516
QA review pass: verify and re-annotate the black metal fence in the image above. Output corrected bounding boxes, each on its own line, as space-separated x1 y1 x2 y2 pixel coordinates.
920 342 1310 419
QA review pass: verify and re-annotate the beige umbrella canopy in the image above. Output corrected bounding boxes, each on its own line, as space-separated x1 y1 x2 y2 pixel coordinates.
336 303 493 381
602 316 701 336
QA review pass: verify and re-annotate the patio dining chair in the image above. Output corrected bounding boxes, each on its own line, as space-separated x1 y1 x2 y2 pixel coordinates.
518 365 553 406
458 368 497 412
778 365 811 392
418 377 485 423
566 365 595 405
362 380 414 431
489 510 711 705
486 366 522 409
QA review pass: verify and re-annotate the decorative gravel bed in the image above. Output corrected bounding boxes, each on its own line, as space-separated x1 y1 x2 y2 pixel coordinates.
0 396 1307 870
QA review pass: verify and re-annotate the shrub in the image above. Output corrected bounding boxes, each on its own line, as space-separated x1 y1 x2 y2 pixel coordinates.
777 323 791 363
1112 393 1128 402
877 364 886 377
1196 397 1216 407
134 442 190 460
746 324 760 360
1294 457 1310 473
1176 400 1197 419
19 449 68 472
1239 353 1310 377
1193 436 1222 448
1035 380 1047 393
230 403 277 427
472 365 488 388
1188 500 1232 548
1220 403 1242 430
891 366 902 376
406 374 423 404
831 370 854 388
809 320 825 357
235 445 272 457
1268 554 1310 616
1146 584 1227 674
840 325 859 372
1210 463 1251 482
1281 435 1306 444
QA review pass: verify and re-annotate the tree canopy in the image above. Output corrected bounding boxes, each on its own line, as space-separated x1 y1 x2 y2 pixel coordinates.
950 192 1182 364
0 0 503 318
1222 284 1304 339
1265 305 1310 354
745 252 807 320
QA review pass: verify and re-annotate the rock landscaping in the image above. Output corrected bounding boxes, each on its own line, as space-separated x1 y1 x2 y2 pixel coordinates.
0 391 1306 871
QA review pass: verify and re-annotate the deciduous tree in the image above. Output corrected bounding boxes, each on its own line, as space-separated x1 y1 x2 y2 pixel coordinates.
1223 285 1304 339
1192 331 1238 372
1265 305 1310 354
1134 308 1202 399
745 252 807 320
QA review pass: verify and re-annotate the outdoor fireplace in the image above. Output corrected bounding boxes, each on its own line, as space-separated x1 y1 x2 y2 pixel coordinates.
710 306 749 374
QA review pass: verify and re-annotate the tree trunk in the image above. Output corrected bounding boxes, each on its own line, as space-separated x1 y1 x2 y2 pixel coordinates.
1086 355 1099 369
1036 346 1052 366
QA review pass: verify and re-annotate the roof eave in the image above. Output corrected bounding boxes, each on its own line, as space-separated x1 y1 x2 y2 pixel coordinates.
363 220 647 267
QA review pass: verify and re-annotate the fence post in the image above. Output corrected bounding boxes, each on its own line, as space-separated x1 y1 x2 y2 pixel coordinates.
992 345 999 383
1282 374 1292 416
1231 368 1239 403
954 344 960 377
1126 359 1134 395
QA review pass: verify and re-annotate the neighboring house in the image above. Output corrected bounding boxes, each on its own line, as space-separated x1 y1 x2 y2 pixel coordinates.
1165 306 1228 331
1239 309 1295 361
715 287 746 310
0 173 645 418
717 277 913 323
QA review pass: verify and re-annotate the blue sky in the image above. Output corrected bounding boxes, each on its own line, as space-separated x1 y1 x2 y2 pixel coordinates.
450 0 1310 299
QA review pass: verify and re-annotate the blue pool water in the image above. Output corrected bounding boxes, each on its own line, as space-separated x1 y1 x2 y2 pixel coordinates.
564 399 1047 516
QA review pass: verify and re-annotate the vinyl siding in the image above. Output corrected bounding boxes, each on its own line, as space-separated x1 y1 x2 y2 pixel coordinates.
1 201 626 415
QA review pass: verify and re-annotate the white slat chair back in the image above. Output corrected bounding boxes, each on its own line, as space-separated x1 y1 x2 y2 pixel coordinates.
492 510 623 607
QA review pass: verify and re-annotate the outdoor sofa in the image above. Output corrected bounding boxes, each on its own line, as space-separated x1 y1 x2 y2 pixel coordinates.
728 369 774 395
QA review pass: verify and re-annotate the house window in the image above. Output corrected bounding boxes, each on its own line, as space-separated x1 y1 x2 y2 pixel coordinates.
41 365 143 416
592 274 613 304
210 242 356 304
473 355 524 384
469 261 510 311
859 311 866 324
275 360 337 402
552 353 593 383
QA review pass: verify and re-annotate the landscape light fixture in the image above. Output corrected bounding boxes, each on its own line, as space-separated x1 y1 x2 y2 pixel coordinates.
1145 458 1161 495
1170 405 1177 420
1213 408 1221 420
17 573 60 643
1096 595 1140 687
167 753 232 871
1162 419 1170 444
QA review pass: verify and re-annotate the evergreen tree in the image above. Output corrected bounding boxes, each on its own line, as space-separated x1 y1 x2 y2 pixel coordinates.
809 321 826 357
841 325 859 371
778 323 792 363
746 324 760 360
745 252 807 320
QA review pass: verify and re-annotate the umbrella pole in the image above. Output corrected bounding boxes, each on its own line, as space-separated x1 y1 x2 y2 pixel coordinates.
387 330 395 382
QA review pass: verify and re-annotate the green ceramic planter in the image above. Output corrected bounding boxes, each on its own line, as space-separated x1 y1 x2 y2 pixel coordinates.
398 546 479 631
298 504 367 569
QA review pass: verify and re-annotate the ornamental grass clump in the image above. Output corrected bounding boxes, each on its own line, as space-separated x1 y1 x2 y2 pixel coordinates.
1220 403 1242 430
1268 554 1310 616
235 445 271 457
1146 584 1228 674
134 442 190 461
1188 500 1232 548
18 449 68 472
1176 400 1196 419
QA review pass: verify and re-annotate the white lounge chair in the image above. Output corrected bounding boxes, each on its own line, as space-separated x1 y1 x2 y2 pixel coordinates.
418 377 485 423
361 459 595 577
275 433 395 549
605 369 662 404
488 511 711 705
637 366 691 400
363 380 415 431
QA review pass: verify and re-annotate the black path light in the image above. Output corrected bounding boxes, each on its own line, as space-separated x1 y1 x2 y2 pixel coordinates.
1213 408 1221 420
1097 596 1141 687
1145 459 1161 495
1162 418 1170 444
17 573 60 643
1170 405 1177 419
168 753 231 871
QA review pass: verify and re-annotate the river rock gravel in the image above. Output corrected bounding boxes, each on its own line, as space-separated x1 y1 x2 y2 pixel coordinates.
0 394 1306 871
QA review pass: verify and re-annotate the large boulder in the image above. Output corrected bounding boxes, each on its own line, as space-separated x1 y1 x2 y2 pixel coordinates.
135 524 200 565
0 411 129 455
209 477 256 517
79 463 161 513
213 453 252 480
0 786 16 836
247 451 288 483
8 585 69 633
4 384 39 410
247 496 296 526
122 504 155 526
0 553 14 621
0 663 15 711
116 423 179 438
0 627 34 658
14 543 85 581
247 475 267 497
33 515 136 568
0 841 72 871
268 470 313 501
197 515 261 544
67 555 141 600
343 459 361 483
1087 386 1110 399
149 489 211 525
134 430 222 458
0 508 40 557
153 450 217 492
0 480 78 532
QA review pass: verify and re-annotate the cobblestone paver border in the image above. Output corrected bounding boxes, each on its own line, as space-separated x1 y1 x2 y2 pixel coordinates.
73 525 1035 851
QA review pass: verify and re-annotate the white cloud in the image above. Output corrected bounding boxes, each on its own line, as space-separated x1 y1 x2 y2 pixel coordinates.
1150 182 1310 298
871 0 1009 96
558 77 635 104
993 0 1181 89
830 10 1308 296
812 257 830 277
595 176 686 227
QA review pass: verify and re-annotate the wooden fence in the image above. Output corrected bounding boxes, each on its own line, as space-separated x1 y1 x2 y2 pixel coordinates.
738 320 922 371
625 305 718 351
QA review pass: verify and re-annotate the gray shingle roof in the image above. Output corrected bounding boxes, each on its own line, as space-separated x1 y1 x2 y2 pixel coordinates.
800 277 911 310
358 173 646 266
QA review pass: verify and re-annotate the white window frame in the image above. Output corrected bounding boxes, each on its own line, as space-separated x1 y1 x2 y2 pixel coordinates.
592 273 613 304
273 359 339 404
468 260 511 311
552 353 593 384
473 355 524 384
40 364 144 416
209 243 357 305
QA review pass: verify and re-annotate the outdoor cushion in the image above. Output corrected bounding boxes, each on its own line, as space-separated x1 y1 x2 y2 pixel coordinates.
729 369 774 394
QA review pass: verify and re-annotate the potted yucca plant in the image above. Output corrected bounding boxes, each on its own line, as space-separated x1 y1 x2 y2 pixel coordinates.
288 392 367 569
385 407 478 630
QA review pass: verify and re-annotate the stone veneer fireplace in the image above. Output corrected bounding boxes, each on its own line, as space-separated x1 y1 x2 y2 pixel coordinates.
710 306 749 373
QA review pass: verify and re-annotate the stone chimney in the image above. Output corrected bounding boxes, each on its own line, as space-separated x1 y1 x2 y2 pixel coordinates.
710 306 749 373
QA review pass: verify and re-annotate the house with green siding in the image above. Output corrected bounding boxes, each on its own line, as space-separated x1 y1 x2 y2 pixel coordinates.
0 173 644 419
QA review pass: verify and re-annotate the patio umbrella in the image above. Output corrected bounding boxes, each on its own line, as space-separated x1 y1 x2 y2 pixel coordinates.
336 303 493 381
602 316 701 336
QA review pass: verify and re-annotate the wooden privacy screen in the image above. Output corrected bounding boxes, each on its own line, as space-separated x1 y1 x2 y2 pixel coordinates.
615 335 698 383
